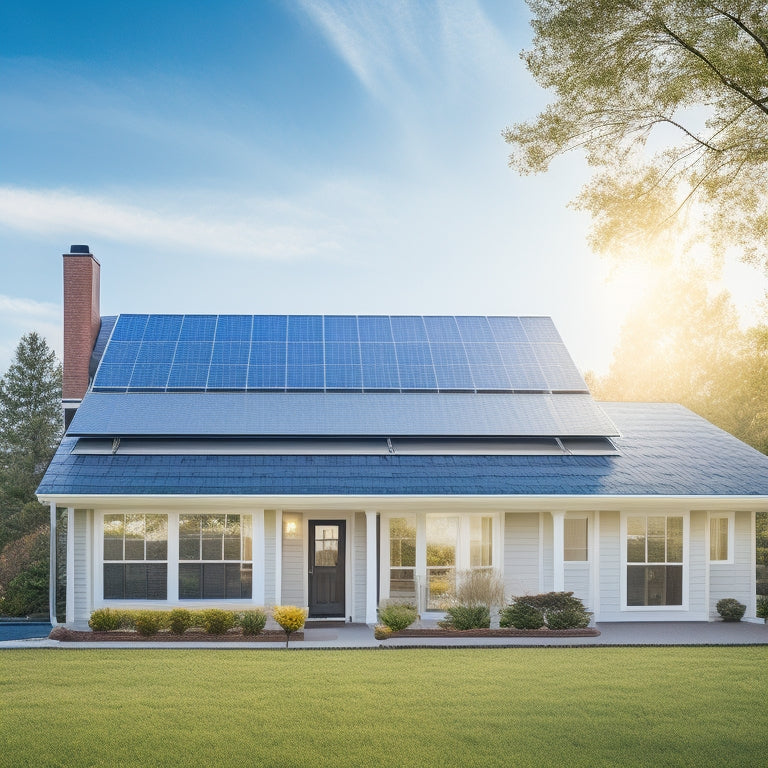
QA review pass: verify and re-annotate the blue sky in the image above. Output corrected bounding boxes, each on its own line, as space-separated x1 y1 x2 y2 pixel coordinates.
0 1 761 377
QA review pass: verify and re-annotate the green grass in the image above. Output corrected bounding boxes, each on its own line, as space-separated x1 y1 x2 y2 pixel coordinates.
1 647 766 767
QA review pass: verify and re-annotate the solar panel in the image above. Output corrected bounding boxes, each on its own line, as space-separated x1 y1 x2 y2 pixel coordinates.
91 315 589 394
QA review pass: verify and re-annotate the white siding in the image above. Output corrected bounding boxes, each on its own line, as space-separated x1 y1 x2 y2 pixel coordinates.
597 511 621 620
73 509 90 623
503 513 539 596
564 564 591 611
353 512 366 622
281 523 304 607
264 510 275 606
688 511 707 618
710 511 754 617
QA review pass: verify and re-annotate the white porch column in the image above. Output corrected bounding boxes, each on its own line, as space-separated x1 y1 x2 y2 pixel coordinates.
49 502 57 624
365 511 378 624
252 509 265 605
66 507 75 624
415 514 427 613
551 510 566 593
274 509 283 605
166 512 179 603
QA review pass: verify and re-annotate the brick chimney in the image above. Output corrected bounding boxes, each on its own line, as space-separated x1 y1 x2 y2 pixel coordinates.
63 246 100 428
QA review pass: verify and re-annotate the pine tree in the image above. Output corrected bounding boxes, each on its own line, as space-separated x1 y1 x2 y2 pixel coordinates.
0 332 62 550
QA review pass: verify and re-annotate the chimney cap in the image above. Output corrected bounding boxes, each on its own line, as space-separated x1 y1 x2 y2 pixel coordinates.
69 244 91 254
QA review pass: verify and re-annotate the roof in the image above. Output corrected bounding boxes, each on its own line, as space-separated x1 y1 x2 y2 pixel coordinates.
37 403 768 498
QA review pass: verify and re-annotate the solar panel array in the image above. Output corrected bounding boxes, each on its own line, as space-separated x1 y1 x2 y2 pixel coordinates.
92 314 587 393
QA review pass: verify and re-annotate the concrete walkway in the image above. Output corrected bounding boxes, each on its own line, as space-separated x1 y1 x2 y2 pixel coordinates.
1 621 766 650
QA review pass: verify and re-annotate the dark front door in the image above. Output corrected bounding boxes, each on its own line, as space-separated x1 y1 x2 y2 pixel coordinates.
308 520 345 618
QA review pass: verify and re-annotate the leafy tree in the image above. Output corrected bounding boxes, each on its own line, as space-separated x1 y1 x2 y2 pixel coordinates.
505 0 768 266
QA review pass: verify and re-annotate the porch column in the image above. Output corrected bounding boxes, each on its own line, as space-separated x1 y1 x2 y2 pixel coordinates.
49 502 57 625
365 511 378 624
551 510 565 592
274 509 283 605
415 514 427 614
66 507 75 624
252 509 265 605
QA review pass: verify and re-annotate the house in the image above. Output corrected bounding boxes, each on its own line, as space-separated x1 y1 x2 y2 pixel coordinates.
37 246 768 625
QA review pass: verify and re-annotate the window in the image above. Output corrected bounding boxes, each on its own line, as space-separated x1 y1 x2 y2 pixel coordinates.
564 518 588 561
709 515 731 562
389 517 416 600
103 514 168 599
425 514 495 609
626 515 683 606
178 514 252 599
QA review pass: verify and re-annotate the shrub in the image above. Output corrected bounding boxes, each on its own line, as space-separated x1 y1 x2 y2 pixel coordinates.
168 608 194 635
439 605 490 630
517 591 586 613
454 569 505 608
238 609 267 636
199 609 236 635
374 624 392 640
716 598 746 622
378 603 417 632
272 605 307 646
88 608 125 632
499 602 545 630
132 610 164 637
756 595 768 621
545 608 591 630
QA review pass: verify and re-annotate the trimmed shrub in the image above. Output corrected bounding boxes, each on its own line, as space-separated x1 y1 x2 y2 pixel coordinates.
378 602 417 632
499 602 545 630
238 609 267 636
199 609 236 635
132 610 164 637
517 591 586 613
168 608 194 635
716 598 746 622
272 605 307 646
439 605 490 630
88 608 125 632
756 595 768 621
545 608 591 630
374 624 393 640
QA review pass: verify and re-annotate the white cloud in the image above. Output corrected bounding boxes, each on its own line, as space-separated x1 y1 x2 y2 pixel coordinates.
0 294 59 319
0 186 344 262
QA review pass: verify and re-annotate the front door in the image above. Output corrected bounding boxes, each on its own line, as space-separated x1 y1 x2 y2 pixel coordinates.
308 520 346 618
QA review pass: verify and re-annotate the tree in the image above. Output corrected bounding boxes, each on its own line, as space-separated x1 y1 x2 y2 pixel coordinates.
505 1 768 267
0 332 62 554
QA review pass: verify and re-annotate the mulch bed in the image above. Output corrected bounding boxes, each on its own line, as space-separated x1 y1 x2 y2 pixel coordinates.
49 627 301 643
388 627 600 638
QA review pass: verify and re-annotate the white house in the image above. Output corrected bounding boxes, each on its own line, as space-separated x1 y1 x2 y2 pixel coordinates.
38 247 768 625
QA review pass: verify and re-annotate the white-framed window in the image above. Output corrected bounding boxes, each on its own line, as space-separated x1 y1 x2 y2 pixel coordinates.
426 514 495 609
625 514 684 607
389 517 416 600
564 517 588 561
709 513 734 563
178 514 253 600
103 513 168 600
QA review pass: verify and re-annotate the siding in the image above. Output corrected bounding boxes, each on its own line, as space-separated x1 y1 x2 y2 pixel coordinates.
281 523 304 607
264 510 275 606
73 509 90 622
688 511 707 618
564 564 591 611
598 511 621 620
353 512 366 622
710 511 753 617
503 513 539 596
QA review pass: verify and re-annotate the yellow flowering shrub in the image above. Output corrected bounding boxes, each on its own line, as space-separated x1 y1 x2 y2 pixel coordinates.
272 605 307 645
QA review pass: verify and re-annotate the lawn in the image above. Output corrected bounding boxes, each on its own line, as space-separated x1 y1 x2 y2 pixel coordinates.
1 647 765 767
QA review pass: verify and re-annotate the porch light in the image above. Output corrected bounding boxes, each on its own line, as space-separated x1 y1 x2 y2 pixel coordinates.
284 518 299 538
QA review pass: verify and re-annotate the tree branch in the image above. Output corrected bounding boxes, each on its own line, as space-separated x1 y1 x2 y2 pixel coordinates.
707 4 768 66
